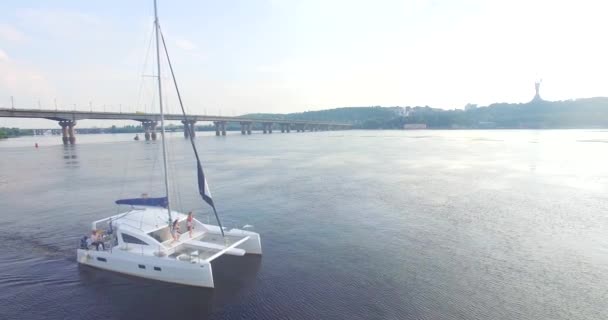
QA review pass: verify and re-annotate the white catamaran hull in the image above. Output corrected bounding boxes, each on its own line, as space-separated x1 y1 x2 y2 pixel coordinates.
77 220 262 288
77 248 216 287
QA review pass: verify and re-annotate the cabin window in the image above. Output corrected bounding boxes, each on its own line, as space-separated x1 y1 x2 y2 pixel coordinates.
138 264 146 269
122 233 149 245
97 257 107 262
154 266 162 271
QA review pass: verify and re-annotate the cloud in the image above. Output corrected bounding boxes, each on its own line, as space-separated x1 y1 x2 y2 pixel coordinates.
0 49 55 106
0 49 8 62
174 38 197 51
172 37 206 60
16 8 100 38
0 24 27 43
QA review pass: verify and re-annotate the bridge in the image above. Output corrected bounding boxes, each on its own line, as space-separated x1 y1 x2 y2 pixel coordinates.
0 108 352 144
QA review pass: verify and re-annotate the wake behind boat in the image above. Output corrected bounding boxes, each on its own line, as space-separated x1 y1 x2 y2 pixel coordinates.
76 0 262 288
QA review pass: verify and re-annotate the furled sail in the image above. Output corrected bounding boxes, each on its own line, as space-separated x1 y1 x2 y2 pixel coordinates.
196 153 225 237
116 197 168 208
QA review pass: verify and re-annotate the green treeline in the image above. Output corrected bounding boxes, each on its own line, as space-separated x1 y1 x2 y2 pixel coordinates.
243 106 403 129
244 97 608 129
407 98 608 129
107 125 142 133
0 127 33 139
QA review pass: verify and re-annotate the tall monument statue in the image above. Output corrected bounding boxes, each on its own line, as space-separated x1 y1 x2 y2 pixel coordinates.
533 80 542 102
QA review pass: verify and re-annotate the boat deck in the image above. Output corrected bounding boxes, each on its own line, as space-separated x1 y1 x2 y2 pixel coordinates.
164 231 249 261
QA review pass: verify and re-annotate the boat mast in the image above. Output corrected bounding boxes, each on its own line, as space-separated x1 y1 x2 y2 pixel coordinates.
154 0 172 224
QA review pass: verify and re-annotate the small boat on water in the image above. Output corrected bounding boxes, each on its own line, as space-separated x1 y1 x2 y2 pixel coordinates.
134 134 140 140
76 0 262 288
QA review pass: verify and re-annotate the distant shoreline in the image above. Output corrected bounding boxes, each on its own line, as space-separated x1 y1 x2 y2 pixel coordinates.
3 127 608 140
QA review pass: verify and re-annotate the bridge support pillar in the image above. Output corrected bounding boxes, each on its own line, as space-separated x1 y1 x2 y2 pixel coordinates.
68 123 76 144
214 122 220 136
150 122 157 140
247 123 252 135
144 123 150 141
142 121 157 141
286 124 291 133
240 122 249 135
266 123 273 134
182 120 196 138
214 121 226 136
262 123 267 134
58 120 76 144
60 123 69 144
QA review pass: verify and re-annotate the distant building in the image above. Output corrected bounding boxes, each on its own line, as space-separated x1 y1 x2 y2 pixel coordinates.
396 107 406 116
464 103 478 111
405 107 412 117
403 123 427 129
532 80 543 102
401 106 412 117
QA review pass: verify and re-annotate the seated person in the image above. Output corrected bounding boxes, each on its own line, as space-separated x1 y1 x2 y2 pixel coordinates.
80 235 89 249
91 230 106 251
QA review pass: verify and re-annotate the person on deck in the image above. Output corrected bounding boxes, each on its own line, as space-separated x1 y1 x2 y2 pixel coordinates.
107 219 114 235
91 230 105 251
171 219 180 241
187 211 194 238
80 235 89 249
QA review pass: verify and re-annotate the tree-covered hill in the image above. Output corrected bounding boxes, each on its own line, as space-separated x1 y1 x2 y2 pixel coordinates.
407 98 608 129
242 106 403 128
243 98 608 129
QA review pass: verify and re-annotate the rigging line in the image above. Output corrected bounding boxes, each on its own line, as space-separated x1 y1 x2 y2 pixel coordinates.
159 27 225 237
162 74 179 210
142 60 159 191
148 139 160 192
161 91 184 214
117 132 136 213
146 93 160 191
154 0 173 226
165 135 183 212
133 23 156 114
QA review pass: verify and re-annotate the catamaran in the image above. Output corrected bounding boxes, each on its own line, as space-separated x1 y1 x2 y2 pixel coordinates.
76 0 262 288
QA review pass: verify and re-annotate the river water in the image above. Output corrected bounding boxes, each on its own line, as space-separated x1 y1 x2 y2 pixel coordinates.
0 130 607 320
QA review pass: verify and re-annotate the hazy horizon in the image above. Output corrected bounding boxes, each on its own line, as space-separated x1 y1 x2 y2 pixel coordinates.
2 0 608 128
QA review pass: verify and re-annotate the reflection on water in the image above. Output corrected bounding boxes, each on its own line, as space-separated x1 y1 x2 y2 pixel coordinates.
62 144 79 168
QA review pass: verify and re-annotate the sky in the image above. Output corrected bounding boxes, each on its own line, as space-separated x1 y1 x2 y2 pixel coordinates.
1 0 608 128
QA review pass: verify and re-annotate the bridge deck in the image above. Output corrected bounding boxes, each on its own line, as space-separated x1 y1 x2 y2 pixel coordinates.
0 108 351 127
